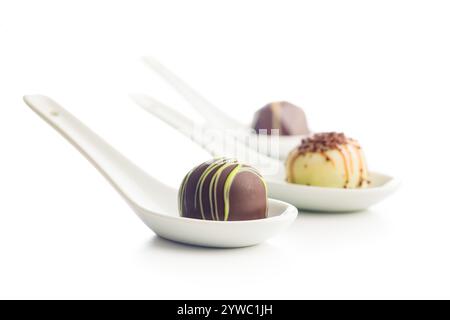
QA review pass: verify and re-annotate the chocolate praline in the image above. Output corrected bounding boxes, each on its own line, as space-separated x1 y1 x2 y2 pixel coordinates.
285 132 370 188
178 158 268 221
251 101 309 136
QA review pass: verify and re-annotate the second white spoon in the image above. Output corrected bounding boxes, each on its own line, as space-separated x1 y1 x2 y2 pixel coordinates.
131 94 400 212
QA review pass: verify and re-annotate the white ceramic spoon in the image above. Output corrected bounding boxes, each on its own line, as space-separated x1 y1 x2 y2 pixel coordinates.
142 56 308 160
23 95 298 248
129 94 284 179
131 94 400 212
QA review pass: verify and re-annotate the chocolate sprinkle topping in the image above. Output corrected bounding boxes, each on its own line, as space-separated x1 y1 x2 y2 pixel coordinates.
297 132 351 155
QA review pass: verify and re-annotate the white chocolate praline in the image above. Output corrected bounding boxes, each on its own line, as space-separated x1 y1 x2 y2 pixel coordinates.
285 134 369 188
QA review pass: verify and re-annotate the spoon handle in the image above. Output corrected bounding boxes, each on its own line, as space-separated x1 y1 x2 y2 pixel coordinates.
142 56 243 129
130 94 282 177
130 94 197 138
23 95 173 210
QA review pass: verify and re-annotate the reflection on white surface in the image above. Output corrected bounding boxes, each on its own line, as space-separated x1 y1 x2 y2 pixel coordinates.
291 210 387 250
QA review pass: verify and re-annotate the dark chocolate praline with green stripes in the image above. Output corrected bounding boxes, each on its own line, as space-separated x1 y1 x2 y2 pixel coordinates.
178 158 268 221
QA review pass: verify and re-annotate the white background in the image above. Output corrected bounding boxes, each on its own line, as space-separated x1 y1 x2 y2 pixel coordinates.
1 0 449 299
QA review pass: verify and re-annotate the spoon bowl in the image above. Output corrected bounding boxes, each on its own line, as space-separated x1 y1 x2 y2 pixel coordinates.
24 95 298 248
267 172 399 212
134 197 297 247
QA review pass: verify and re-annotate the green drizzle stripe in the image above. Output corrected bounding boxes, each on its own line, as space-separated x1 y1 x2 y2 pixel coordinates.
179 158 266 220
222 164 242 221
195 158 229 220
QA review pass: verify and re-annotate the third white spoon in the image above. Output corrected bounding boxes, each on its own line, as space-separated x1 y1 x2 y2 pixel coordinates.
142 56 308 160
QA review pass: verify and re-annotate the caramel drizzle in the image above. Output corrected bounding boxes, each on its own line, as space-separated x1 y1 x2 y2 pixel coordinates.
286 140 368 188
320 152 335 167
350 141 368 187
335 146 350 188
342 144 354 175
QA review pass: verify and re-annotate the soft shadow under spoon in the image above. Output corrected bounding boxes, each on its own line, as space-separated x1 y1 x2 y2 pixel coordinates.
23 95 298 248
